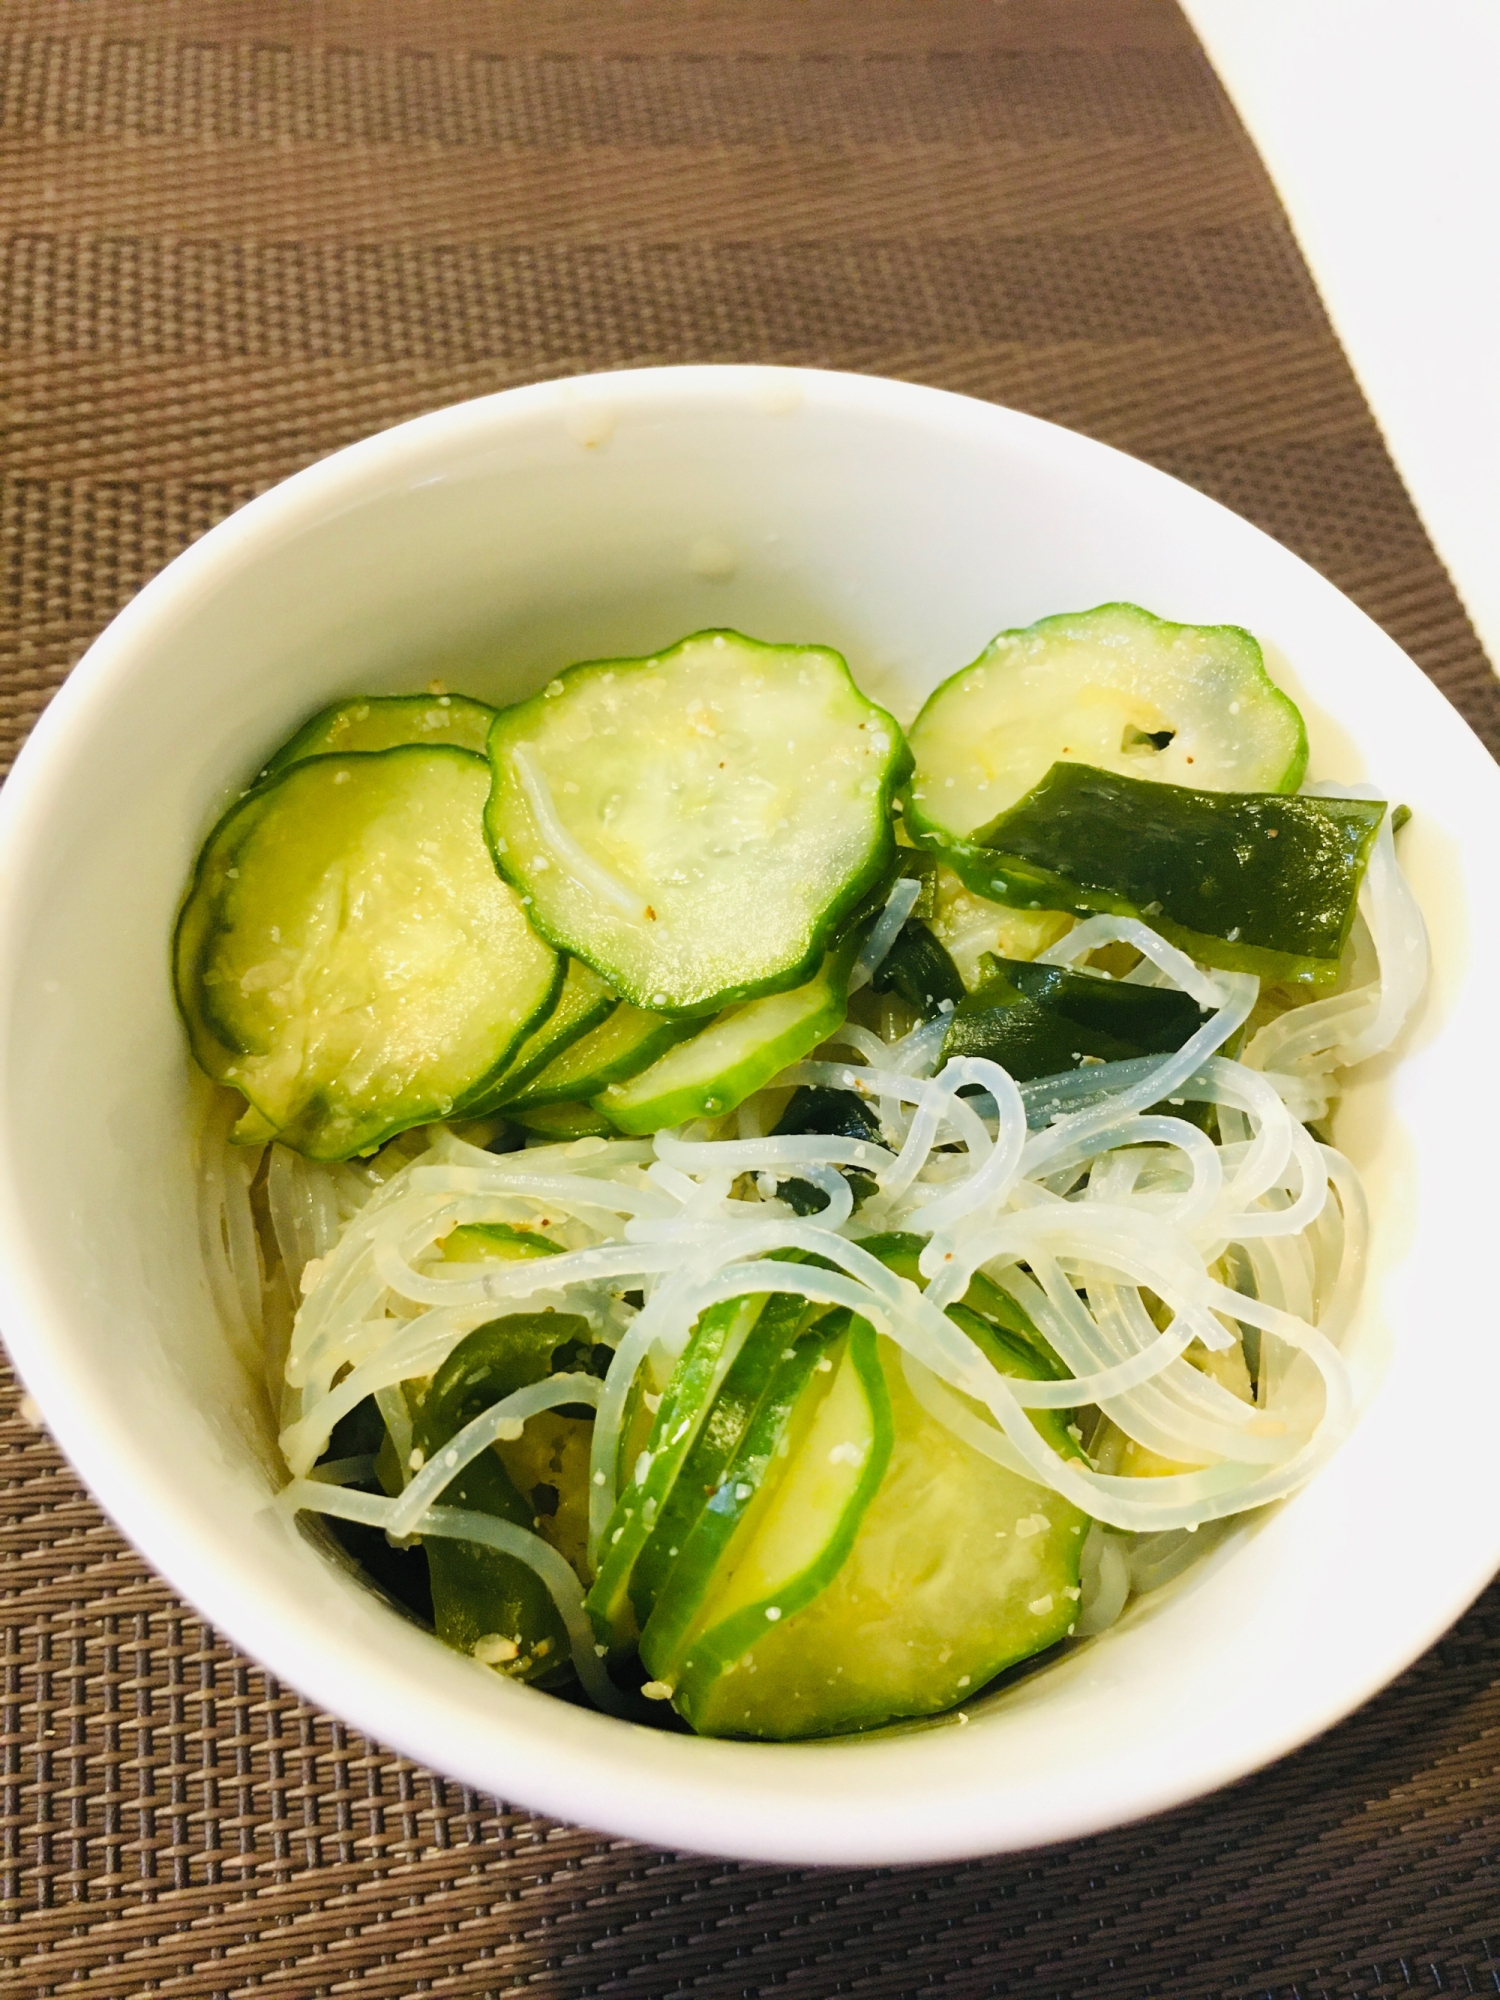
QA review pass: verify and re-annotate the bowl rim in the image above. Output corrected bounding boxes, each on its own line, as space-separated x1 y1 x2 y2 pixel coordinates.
0 362 1496 1866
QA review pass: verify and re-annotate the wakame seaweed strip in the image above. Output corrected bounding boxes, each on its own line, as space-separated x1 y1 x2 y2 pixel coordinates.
871 920 966 1014
414 1312 595 1681
771 1084 882 1215
941 955 1208 1081
947 762 1385 983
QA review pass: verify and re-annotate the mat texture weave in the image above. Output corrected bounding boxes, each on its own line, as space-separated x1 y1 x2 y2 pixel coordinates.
2 3 1497 1995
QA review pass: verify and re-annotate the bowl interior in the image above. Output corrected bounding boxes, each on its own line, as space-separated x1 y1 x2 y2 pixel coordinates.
0 366 1495 1865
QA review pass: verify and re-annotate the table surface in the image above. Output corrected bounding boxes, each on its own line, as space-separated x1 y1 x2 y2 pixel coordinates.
2 4 1498 1995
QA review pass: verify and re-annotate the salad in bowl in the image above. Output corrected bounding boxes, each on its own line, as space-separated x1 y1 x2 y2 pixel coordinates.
178 601 1425 1739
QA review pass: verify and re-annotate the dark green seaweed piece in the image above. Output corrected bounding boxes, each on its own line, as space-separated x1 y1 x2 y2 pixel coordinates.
871 920 966 1014
414 1312 598 1684
941 954 1208 1082
771 1085 882 1215
929 761 1384 985
315 1395 433 1623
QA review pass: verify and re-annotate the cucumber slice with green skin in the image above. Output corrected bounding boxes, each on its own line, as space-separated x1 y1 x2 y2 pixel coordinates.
905 602 1307 853
941 953 1209 1082
175 746 560 1158
415 1312 594 1685
946 762 1385 985
625 1290 819 1637
659 1323 1089 1739
229 1104 280 1145
513 1102 614 1141
586 1293 768 1659
637 1310 871 1693
594 943 855 1135
856 1230 1065 1378
260 693 496 776
505 1001 695 1110
441 1222 562 1263
485 629 910 1015
461 959 617 1117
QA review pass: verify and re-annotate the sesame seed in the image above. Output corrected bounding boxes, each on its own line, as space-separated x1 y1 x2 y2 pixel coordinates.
472 1633 518 1665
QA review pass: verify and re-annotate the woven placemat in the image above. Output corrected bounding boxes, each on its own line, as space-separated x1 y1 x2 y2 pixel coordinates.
2 3 1497 1994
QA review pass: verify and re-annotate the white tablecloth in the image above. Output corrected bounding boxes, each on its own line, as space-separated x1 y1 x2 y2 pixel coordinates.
1182 0 1500 678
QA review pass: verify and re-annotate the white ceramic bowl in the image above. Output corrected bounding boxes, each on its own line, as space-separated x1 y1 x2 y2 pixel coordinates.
0 367 1494 1866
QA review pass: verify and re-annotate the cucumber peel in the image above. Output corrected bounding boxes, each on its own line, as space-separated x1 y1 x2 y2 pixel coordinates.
506 1001 695 1110
441 1222 562 1263
586 1293 768 1659
462 958 616 1116
512 1102 614 1140
595 941 856 1134
653 1317 892 1739
624 1291 819 1637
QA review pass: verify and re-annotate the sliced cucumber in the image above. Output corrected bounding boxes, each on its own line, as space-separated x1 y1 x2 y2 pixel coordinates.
260 693 496 776
906 603 1308 859
594 945 853 1135
586 1293 768 1658
625 1290 817 1636
646 1308 1088 1739
229 1104 279 1145
174 746 559 1159
486 629 909 1014
512 1102 614 1140
640 1316 894 1734
441 1221 562 1263
462 958 616 1116
505 1001 694 1110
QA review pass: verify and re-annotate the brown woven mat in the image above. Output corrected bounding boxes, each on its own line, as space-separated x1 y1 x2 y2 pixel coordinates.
3 3 1498 1994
